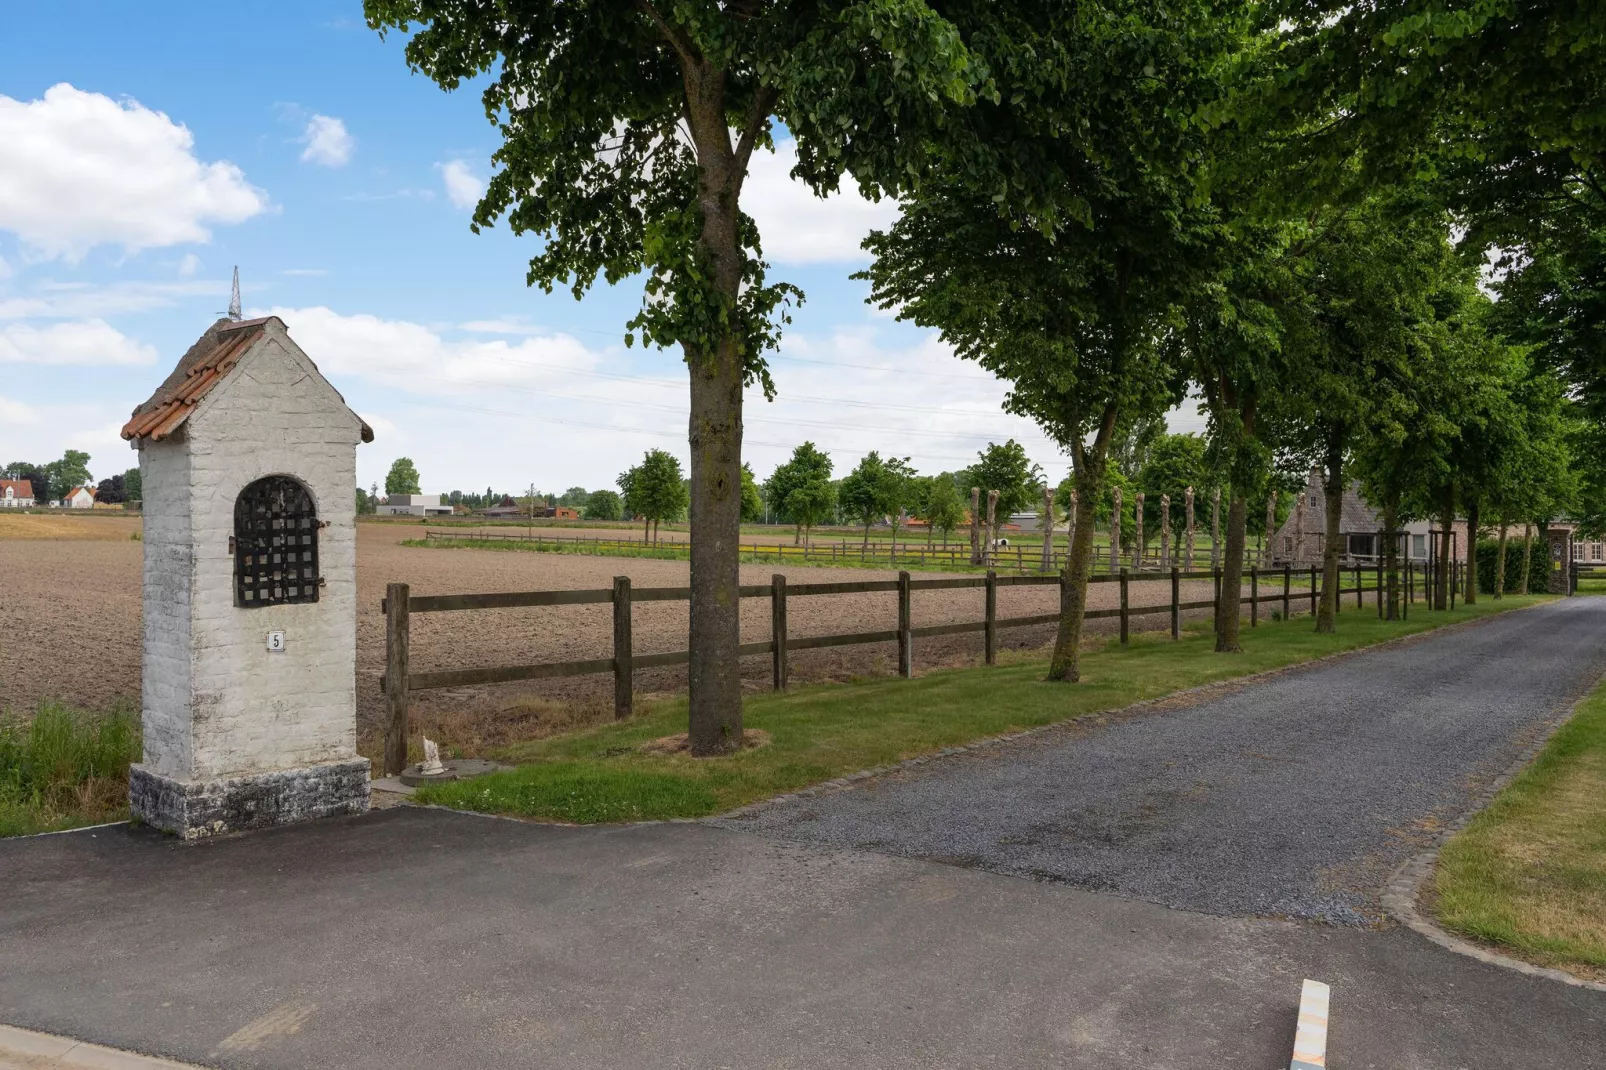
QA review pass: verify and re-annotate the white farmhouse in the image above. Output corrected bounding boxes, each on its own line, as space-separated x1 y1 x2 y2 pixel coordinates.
61 486 96 508
0 479 34 507
121 316 373 838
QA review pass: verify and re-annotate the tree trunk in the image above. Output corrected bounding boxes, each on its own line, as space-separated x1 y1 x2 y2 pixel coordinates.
681 68 749 757
1049 462 1105 681
1436 498 1455 610
1495 519 1509 599
644 514 651 543
1383 495 1401 620
862 521 871 556
1217 491 1248 652
794 522 801 546
1463 497 1480 604
1521 522 1533 594
1315 441 1343 633
985 489 1000 567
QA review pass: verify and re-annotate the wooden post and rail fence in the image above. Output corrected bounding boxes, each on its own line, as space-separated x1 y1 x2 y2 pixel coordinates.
379 560 1445 774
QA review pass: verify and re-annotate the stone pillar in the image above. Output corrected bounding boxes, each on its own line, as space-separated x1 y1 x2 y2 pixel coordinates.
1185 486 1195 571
1041 485 1055 572
1109 487 1122 574
122 316 371 839
969 487 982 566
1159 494 1171 570
1211 487 1221 570
1133 492 1145 570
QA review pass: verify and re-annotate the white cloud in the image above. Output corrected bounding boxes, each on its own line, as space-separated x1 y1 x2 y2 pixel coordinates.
0 278 223 321
439 160 484 209
0 394 42 426
0 319 157 365
280 268 328 277
743 139 901 264
300 114 353 167
260 305 602 394
0 83 267 260
177 253 201 277
0 255 12 281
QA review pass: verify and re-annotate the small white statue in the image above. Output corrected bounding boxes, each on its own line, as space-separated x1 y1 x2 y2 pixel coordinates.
418 736 446 776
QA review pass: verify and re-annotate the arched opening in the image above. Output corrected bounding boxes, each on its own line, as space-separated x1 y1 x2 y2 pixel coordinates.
234 475 320 607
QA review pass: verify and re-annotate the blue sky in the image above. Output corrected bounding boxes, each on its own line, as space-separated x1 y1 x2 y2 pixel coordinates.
0 2 1199 498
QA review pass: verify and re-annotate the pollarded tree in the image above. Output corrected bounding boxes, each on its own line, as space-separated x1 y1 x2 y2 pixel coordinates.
385 457 422 495
364 0 1019 755
965 440 1043 542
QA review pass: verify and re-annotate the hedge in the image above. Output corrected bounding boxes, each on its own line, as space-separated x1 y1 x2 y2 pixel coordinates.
1476 537 1551 595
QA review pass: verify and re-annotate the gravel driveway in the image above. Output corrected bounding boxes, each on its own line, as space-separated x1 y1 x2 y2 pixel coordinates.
718 598 1606 924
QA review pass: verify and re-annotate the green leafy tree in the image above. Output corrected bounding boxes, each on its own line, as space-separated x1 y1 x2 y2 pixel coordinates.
921 475 966 546
122 467 143 502
1137 434 1210 554
385 457 422 496
619 449 689 544
585 489 624 522
364 0 1016 755
558 486 590 508
739 463 763 524
964 441 1043 523
839 452 913 552
765 443 834 546
44 449 92 496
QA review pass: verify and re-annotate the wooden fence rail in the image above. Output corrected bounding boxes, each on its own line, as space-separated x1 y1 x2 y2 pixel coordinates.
380 562 1424 772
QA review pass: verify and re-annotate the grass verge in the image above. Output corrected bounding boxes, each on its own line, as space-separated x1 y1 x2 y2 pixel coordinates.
1432 672 1606 980
0 701 141 837
417 594 1550 823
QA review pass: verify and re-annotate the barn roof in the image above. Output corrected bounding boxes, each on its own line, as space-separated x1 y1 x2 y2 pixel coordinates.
121 317 373 444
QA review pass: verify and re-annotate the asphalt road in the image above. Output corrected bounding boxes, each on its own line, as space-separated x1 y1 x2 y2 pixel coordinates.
3 809 1604 1070
720 597 1606 923
3 600 1604 1069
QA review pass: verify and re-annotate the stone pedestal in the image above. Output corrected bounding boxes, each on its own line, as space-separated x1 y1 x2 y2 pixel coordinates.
130 760 370 840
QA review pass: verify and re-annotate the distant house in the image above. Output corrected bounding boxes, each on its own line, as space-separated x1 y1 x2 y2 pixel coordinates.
61 486 96 509
378 492 452 517
1 479 34 508
1270 468 1469 567
480 505 526 519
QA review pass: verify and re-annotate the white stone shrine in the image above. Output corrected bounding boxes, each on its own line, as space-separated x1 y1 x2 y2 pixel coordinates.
121 316 373 838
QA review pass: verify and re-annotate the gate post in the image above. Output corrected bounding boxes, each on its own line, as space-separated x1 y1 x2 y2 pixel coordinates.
384 582 410 776
984 569 998 666
1120 567 1130 645
771 573 788 690
612 576 633 720
897 570 913 678
1250 566 1259 628
1170 566 1180 640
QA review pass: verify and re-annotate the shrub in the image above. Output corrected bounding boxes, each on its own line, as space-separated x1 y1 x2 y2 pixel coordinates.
0 702 141 837
1476 537 1551 595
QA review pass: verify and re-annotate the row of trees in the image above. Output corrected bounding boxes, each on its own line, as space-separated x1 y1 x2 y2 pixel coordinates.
367 0 1602 754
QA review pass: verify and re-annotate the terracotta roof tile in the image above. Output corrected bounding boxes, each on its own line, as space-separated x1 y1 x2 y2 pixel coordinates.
121 319 266 442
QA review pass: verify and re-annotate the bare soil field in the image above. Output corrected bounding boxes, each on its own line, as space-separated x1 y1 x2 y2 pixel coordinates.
1 517 1216 759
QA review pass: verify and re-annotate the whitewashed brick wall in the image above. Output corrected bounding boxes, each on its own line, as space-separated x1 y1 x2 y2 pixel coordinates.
139 324 364 782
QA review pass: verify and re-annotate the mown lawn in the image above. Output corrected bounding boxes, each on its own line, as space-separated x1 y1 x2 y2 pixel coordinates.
1433 670 1606 980
418 594 1552 823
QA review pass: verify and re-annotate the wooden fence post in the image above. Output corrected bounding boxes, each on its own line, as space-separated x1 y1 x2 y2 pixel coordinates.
1250 566 1259 628
1170 566 1180 640
1309 565 1318 615
1120 567 1130 645
771 573 788 690
897 570 913 678
1355 565 1362 608
383 582 410 776
1377 559 1384 619
984 569 998 665
1450 559 1457 611
1283 564 1291 621
612 575 633 720
1212 568 1221 626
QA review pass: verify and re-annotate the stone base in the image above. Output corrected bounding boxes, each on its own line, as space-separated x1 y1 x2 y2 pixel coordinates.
130 758 371 840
